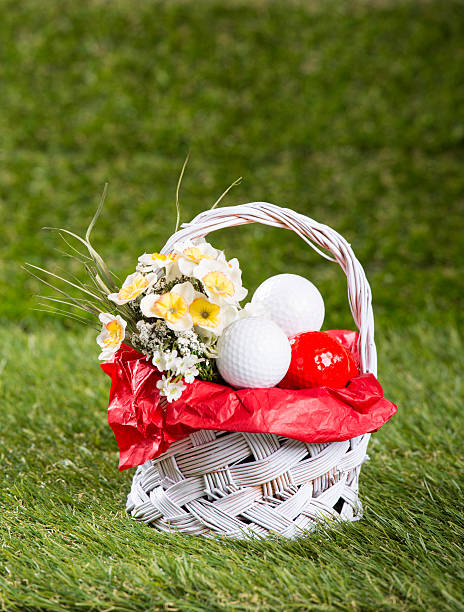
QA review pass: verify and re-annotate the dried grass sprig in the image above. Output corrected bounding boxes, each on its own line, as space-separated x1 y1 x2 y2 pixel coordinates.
24 184 140 337
211 176 242 210
175 152 190 232
43 184 118 295
27 165 243 337
34 305 99 329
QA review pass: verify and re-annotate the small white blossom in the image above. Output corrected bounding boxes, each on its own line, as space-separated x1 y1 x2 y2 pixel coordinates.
164 349 181 372
156 375 186 402
177 354 201 383
183 366 199 384
178 353 200 371
152 350 166 371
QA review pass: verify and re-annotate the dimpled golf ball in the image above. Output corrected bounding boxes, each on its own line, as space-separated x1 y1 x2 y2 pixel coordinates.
278 331 358 390
216 317 291 389
251 273 325 337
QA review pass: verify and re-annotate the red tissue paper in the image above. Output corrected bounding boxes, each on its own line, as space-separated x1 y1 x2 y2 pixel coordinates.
101 330 397 471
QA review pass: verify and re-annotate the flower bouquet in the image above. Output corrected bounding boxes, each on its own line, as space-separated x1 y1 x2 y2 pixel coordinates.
29 182 397 539
100 238 248 402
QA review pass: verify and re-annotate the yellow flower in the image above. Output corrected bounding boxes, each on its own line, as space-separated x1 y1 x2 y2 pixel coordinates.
140 282 195 331
108 272 152 305
103 319 125 347
202 271 235 299
183 247 213 265
97 313 127 360
118 277 148 301
137 251 179 273
189 298 221 328
150 252 178 263
152 292 189 325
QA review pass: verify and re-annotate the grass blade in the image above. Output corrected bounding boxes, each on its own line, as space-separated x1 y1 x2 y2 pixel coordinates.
175 152 190 232
211 176 242 210
25 263 105 303
24 266 102 315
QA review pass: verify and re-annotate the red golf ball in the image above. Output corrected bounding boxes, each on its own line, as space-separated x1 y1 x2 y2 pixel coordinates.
278 331 358 390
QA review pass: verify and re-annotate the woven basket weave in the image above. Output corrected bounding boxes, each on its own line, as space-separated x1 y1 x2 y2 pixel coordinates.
126 202 377 539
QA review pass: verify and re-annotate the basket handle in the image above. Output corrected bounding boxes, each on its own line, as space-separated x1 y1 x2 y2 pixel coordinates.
162 202 377 376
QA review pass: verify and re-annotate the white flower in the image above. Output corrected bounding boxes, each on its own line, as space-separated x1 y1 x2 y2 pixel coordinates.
224 258 248 302
154 353 202 393
173 239 224 276
152 350 166 372
138 251 178 269
176 353 197 370
176 354 201 383
137 251 181 281
183 367 199 384
108 272 155 305
193 259 248 306
140 281 196 332
220 303 240 329
187 295 239 336
164 349 182 372
96 313 126 360
156 375 186 403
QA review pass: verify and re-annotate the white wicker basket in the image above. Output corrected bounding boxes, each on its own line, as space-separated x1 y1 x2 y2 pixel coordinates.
126 202 377 539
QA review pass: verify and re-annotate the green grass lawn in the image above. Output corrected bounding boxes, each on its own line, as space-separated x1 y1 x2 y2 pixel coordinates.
1 325 463 610
1 0 463 609
1 0 463 329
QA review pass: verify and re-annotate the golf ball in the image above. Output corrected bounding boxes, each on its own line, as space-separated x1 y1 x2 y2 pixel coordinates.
251 273 324 337
216 317 291 389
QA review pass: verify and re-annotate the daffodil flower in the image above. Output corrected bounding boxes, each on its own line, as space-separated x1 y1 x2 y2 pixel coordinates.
138 251 178 270
224 257 248 300
189 297 221 329
174 239 223 276
97 313 126 360
194 259 248 305
108 272 154 305
140 281 195 331
202 270 236 300
137 252 181 281
189 298 238 336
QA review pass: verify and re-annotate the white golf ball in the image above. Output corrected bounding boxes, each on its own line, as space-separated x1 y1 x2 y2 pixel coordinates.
216 317 291 389
251 273 324 337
